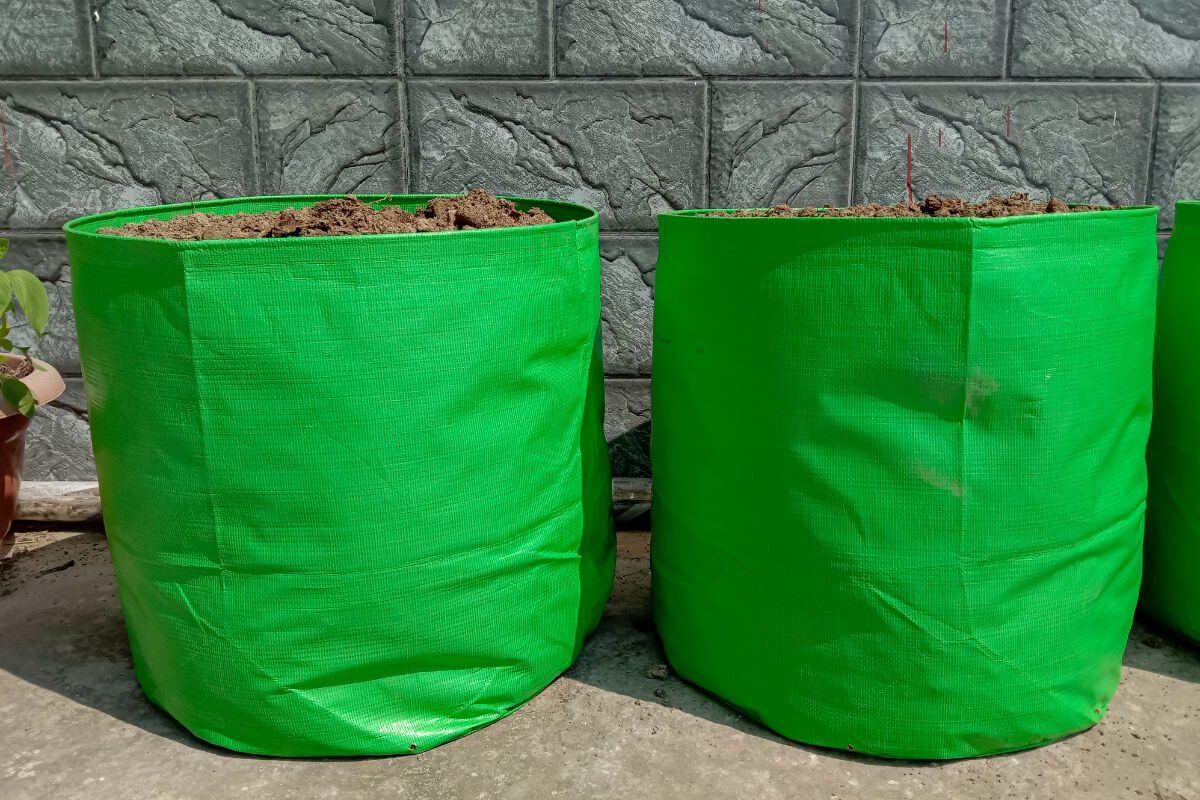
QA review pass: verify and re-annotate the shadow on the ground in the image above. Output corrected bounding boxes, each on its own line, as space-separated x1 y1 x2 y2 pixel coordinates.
576 531 941 768
573 531 1200 765
1125 617 1200 683
3 528 1196 768
0 528 925 767
0 530 250 758
571 608 1200 770
0 531 416 763
568 611 942 768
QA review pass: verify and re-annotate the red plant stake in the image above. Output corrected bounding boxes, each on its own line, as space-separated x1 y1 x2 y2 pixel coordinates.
906 133 914 204
944 22 949 53
1006 106 1012 138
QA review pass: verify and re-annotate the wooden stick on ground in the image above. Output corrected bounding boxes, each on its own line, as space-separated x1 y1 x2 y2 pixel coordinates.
15 482 102 524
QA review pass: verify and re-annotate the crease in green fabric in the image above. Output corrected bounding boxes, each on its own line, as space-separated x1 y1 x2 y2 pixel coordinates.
65 194 615 757
652 207 1157 760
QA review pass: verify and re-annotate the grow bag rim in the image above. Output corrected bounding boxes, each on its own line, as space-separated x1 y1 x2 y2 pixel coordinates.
661 205 1158 225
63 193 599 246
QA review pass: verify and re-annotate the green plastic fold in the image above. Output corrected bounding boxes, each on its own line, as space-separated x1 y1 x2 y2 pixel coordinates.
651 207 1159 759
1145 201 1200 643
65 195 615 757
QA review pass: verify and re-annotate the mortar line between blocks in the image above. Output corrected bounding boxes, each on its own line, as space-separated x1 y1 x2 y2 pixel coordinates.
847 81 862 206
547 0 557 79
0 230 72 238
701 79 712 208
395 0 407 77
1002 0 1017 79
0 75 1189 85
853 0 866 80
404 82 420 193
600 231 659 240
846 0 867 205
246 80 263 195
81 0 99 78
1144 81 1162 207
397 80 411 192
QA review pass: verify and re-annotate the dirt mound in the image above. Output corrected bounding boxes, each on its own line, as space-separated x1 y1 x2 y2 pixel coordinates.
707 193 1113 219
100 190 555 240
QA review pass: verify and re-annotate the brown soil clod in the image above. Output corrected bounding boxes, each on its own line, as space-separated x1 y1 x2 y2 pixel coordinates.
99 189 556 240
646 664 670 681
0 357 34 380
706 193 1114 219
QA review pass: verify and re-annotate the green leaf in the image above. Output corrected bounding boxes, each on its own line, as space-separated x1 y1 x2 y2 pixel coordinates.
0 238 8 261
0 272 12 316
0 375 36 417
0 339 13 351
6 269 49 335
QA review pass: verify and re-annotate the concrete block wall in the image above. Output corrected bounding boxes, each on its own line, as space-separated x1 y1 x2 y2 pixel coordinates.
0 0 1195 480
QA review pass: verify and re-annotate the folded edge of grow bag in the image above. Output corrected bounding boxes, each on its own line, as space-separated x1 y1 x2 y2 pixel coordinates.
651 205 1159 759
1145 200 1200 643
64 195 615 756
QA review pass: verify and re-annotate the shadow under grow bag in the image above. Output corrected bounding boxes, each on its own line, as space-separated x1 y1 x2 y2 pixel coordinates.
651 205 1158 760
64 195 615 757
1145 200 1200 644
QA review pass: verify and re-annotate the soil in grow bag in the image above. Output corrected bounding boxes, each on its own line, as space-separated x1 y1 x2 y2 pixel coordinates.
99 189 553 239
705 193 1112 218
652 202 1157 760
65 193 614 757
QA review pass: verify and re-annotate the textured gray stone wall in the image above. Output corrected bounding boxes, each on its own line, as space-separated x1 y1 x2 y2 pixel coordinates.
0 0 1195 480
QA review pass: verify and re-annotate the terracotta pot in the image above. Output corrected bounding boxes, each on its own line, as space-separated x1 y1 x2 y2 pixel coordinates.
0 356 66 538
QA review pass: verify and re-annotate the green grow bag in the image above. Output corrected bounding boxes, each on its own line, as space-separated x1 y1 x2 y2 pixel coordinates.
65 195 615 757
651 207 1158 760
1145 201 1200 643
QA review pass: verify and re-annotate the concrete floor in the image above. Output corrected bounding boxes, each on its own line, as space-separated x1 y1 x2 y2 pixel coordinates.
1 528 1198 800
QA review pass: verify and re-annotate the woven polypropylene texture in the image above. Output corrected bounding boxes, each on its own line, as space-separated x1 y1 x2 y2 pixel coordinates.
650 208 1158 760
64 195 615 757
1145 201 1200 644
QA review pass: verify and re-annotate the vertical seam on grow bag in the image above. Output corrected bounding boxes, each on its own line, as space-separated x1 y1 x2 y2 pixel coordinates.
576 216 598 485
171 250 355 749
178 248 232 658
570 219 598 632
959 222 978 649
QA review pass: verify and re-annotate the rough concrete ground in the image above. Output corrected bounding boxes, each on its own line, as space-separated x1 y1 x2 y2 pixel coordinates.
1 528 1197 800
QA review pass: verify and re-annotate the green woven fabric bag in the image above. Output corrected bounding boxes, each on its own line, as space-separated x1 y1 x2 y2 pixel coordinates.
1145 201 1200 643
65 195 615 757
651 207 1158 759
